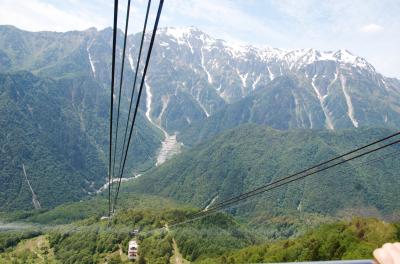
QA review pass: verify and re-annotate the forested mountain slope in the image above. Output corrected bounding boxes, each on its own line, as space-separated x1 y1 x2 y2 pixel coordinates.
1 202 399 263
0 71 161 210
1 25 400 211
1 25 400 149
194 218 400 263
129 125 400 216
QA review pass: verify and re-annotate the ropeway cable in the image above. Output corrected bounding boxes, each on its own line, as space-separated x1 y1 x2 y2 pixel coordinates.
134 146 400 234
111 0 132 205
117 0 152 180
108 0 119 217
195 131 400 217
190 138 400 219
112 0 164 214
168 142 400 228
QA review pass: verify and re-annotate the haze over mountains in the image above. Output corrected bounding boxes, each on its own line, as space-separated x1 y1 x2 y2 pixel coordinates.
0 25 399 212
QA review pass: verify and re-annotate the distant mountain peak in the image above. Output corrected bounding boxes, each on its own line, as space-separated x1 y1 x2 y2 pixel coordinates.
159 26 209 39
84 27 98 33
156 26 373 72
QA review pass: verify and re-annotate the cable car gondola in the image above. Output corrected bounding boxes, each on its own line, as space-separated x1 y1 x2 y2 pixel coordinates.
128 240 138 260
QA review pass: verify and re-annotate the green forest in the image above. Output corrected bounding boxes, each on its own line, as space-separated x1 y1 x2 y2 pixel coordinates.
1 17 400 264
128 125 400 217
0 190 399 263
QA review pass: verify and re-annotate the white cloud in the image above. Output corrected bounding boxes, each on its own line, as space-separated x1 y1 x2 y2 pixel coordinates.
0 0 108 32
360 23 384 33
161 0 286 44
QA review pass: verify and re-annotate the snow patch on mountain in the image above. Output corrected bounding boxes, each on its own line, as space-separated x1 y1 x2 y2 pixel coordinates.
340 75 359 128
292 90 306 128
201 47 213 84
237 69 248 88
186 38 194 54
128 27 398 132
128 46 135 71
86 40 96 76
162 27 195 41
237 69 248 96
159 41 169 47
278 47 372 71
145 79 155 126
191 86 210 117
226 44 254 58
311 75 334 130
252 75 261 90
217 40 372 72
267 66 274 80
308 113 314 129
198 100 210 117
159 95 169 124
329 73 338 88
215 84 229 102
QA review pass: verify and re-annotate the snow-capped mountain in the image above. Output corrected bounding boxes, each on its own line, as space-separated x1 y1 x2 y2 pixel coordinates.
1 25 400 164
1 25 400 210
143 27 400 134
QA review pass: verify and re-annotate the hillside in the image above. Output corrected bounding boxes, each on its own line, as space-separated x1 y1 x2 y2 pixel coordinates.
1 1 400 261
128 125 400 216
0 235 57 264
1 25 400 212
1 201 399 263
0 71 161 211
0 71 104 210
1 26 400 264
1 25 400 166
194 218 400 263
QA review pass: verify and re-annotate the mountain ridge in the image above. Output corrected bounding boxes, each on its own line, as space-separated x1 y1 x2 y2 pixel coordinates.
1 25 400 210
1 25 399 133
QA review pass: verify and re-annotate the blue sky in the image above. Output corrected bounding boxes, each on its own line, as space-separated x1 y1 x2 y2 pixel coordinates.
0 0 399 77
